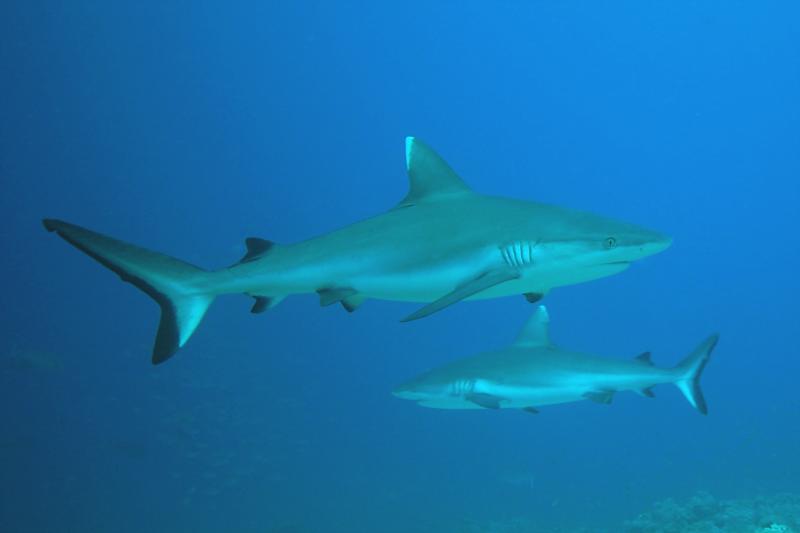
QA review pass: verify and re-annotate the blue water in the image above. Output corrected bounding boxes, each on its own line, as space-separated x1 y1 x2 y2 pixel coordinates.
1 2 798 532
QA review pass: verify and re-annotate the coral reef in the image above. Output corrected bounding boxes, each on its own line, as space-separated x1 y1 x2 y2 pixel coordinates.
624 492 800 533
456 492 800 533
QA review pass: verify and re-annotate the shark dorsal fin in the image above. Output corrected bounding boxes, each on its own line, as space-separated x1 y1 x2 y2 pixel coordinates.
514 306 551 348
635 351 653 365
399 137 471 207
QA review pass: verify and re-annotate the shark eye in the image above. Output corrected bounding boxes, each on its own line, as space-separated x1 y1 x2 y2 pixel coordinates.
604 237 617 249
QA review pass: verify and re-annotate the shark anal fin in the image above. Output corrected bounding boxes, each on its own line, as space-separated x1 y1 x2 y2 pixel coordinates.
251 296 270 314
465 392 503 409
317 287 358 307
523 292 544 303
249 295 285 314
635 351 653 365
584 390 615 404
522 407 540 414
637 387 656 398
401 268 521 322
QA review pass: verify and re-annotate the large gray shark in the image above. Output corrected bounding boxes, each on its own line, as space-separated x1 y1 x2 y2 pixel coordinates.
393 306 719 414
44 138 671 364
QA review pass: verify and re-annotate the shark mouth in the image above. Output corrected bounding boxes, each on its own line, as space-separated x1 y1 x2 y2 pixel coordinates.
589 261 632 275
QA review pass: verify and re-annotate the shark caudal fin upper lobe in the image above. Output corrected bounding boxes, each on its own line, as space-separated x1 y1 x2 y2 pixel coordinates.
673 334 720 414
43 219 214 364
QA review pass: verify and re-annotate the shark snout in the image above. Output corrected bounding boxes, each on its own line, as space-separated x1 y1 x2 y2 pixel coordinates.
392 382 416 399
393 388 425 401
640 233 673 256
392 389 415 400
392 378 439 401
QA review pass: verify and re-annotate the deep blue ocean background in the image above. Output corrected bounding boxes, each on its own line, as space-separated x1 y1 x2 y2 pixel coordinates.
1 2 798 532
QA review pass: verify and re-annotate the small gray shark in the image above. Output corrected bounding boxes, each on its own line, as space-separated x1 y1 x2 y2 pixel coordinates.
44 138 671 364
393 306 719 414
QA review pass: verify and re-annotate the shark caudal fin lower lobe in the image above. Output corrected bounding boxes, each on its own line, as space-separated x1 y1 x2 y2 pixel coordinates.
673 334 720 414
43 219 214 364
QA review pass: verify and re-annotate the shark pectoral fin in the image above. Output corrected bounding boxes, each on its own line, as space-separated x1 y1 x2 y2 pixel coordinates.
465 393 504 409
341 294 366 313
583 390 615 404
317 287 358 307
522 407 540 415
636 387 656 398
401 268 521 322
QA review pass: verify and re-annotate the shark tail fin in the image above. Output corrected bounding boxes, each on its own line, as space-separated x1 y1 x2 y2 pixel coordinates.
43 219 215 365
673 334 720 415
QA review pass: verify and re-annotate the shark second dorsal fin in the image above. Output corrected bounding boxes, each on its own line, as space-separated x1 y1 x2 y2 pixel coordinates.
399 137 471 207
514 306 551 348
235 237 275 265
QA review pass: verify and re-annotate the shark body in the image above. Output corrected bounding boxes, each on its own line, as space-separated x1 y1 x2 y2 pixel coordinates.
393 306 719 414
44 138 671 364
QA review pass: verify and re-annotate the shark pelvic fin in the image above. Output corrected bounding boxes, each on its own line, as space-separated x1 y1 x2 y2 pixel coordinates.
466 392 504 409
523 292 544 303
514 305 551 347
341 294 366 312
401 267 521 322
43 219 214 364
635 351 653 365
584 390 615 404
399 137 471 207
317 287 358 307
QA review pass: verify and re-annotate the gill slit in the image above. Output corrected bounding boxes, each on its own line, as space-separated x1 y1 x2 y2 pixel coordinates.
500 240 539 269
